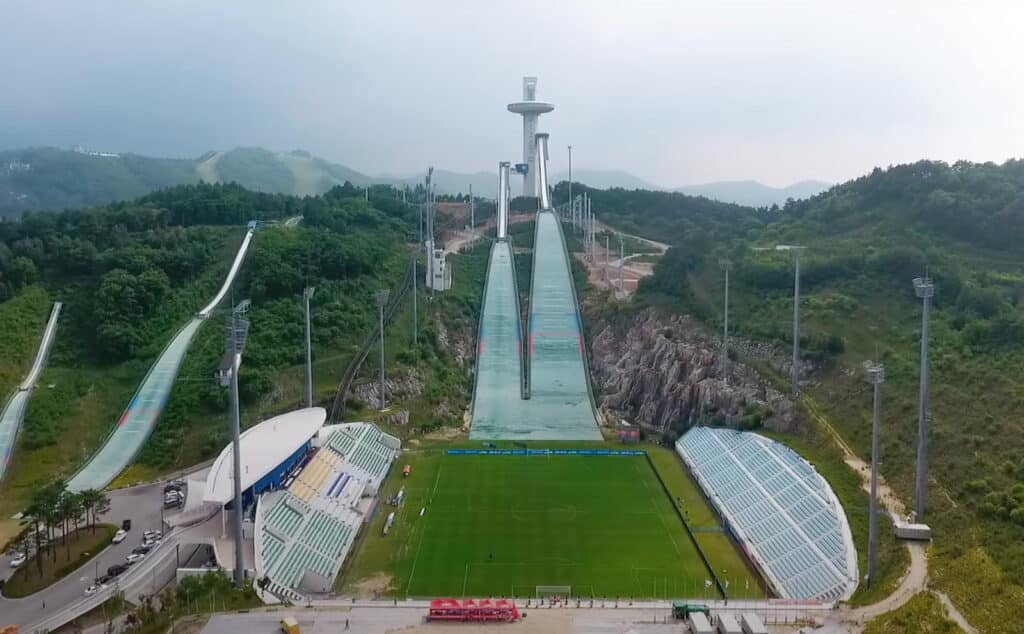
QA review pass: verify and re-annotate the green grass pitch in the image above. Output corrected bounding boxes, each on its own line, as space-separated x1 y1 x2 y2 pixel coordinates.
346 450 755 599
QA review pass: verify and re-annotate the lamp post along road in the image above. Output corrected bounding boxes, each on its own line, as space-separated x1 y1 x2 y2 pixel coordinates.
303 286 315 408
865 362 885 584
375 289 390 410
913 277 935 519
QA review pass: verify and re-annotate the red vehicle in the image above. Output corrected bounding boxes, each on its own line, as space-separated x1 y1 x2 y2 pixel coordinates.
427 599 520 622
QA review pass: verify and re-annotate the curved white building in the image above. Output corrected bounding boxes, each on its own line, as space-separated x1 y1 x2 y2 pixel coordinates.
677 427 859 602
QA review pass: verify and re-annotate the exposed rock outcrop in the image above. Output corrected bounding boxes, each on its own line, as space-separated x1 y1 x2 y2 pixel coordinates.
589 308 801 435
351 371 424 409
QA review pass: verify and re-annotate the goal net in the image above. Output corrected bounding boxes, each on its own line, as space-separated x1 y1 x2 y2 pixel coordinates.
536 585 572 599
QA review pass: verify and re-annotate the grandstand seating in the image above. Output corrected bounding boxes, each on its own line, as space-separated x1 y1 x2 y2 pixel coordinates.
677 426 859 602
254 422 399 604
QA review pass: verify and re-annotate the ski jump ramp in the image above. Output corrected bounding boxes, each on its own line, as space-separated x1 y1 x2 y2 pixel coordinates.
470 141 601 441
68 227 255 492
0 301 63 482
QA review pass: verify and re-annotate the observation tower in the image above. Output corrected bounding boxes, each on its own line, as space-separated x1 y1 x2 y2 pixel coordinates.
507 76 554 197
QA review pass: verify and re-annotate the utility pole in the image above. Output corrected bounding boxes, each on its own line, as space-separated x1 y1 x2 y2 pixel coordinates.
375 289 390 410
303 286 315 408
913 276 934 520
469 184 474 230
720 259 731 381
865 361 885 584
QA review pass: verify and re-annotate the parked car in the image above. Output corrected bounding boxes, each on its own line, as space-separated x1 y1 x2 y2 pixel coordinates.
132 546 151 555
97 574 113 585
112 529 127 544
107 564 127 576
142 530 162 541
84 583 100 596
121 519 132 531
10 552 26 568
142 537 161 549
126 552 146 564
163 481 184 493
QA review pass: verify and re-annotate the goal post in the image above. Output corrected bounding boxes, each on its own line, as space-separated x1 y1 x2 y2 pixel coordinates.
536 585 572 599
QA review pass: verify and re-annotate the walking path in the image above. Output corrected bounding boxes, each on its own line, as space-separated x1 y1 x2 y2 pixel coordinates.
802 397 976 632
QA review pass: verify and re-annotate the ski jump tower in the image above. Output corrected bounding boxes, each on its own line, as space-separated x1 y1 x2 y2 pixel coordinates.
507 77 554 197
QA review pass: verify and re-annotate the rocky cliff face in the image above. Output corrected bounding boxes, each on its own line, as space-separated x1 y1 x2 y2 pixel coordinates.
589 308 801 434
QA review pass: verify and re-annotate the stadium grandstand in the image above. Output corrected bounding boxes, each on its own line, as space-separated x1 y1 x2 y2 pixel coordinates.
676 427 858 602
253 422 400 603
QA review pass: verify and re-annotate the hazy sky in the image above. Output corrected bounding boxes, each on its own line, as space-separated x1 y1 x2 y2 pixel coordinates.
1 1 1021 186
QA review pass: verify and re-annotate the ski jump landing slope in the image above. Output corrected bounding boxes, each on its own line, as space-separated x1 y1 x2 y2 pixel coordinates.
68 227 255 492
0 301 63 482
470 211 601 441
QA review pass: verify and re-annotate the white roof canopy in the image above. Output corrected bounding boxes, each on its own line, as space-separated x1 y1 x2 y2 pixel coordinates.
204 407 326 505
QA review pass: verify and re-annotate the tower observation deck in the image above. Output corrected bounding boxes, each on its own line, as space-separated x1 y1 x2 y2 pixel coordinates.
507 77 554 197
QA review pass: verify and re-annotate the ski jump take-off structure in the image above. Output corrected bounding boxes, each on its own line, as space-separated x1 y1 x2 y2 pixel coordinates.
507 76 554 197
470 79 601 440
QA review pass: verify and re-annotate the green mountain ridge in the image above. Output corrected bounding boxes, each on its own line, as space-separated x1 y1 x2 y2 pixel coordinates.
1 146 830 214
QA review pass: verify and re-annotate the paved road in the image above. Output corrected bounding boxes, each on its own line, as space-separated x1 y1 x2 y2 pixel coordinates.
201 600 833 634
0 302 62 482
0 482 167 627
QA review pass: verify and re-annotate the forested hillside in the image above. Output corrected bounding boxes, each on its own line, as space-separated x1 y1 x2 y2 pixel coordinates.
589 160 1024 631
0 182 417 533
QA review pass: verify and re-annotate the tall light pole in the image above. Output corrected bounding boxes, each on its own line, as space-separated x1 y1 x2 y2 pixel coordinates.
619 232 625 294
303 287 315 408
720 259 732 381
425 168 434 296
865 361 884 584
913 276 934 520
567 145 573 212
411 253 418 347
375 289 390 410
219 299 250 589
777 245 806 396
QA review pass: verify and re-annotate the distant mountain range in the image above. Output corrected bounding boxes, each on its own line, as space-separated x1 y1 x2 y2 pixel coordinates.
674 179 831 207
0 145 829 214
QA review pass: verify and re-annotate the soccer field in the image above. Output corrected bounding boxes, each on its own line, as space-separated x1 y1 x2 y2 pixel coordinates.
346 450 756 599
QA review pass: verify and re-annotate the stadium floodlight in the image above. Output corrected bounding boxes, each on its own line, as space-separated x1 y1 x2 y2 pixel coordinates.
221 299 250 589
864 361 885 585
719 259 732 382
755 244 806 395
912 276 934 520
304 286 315 408
375 289 391 410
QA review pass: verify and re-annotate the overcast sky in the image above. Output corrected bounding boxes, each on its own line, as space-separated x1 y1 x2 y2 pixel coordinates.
1 1 1021 187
